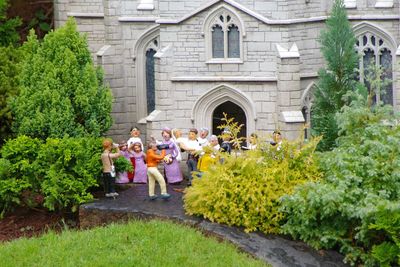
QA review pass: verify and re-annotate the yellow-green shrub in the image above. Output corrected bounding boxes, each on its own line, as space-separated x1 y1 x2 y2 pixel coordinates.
184 137 322 234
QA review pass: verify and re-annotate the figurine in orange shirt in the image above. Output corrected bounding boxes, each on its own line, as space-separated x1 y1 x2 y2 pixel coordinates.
146 141 171 200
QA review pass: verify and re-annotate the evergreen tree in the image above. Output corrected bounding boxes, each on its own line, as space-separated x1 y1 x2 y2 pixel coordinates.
311 0 359 151
11 18 113 139
0 0 22 146
0 46 23 145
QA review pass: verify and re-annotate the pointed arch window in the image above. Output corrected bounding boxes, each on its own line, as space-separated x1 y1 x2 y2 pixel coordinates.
356 33 394 106
146 48 156 114
143 37 159 115
301 84 314 140
204 7 245 63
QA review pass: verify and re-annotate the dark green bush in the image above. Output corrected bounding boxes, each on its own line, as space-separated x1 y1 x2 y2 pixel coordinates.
281 95 400 265
114 156 133 173
0 136 103 216
11 18 113 139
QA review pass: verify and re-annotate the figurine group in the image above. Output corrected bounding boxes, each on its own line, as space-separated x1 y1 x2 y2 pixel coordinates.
101 125 282 199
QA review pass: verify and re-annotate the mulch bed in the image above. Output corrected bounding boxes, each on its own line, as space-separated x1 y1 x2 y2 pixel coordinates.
0 190 107 243
0 207 77 243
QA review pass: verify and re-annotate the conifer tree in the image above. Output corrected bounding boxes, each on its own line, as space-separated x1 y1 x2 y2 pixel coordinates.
0 0 22 146
11 18 113 139
311 0 359 151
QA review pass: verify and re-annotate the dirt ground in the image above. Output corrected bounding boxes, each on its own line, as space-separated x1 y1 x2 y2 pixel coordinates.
0 207 77 243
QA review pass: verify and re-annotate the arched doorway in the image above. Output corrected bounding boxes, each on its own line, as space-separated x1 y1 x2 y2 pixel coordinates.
212 101 247 145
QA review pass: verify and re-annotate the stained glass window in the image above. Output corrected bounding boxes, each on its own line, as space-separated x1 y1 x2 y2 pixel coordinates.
380 48 393 105
212 25 224 58
356 33 394 106
228 25 240 58
146 49 156 114
209 12 241 60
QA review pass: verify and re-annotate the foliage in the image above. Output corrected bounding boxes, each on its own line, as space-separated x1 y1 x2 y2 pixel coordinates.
365 203 400 267
114 156 133 173
0 45 24 147
0 220 268 267
216 112 246 150
184 136 322 234
27 9 52 37
364 61 392 108
280 92 400 265
0 0 22 46
10 18 113 139
311 0 359 151
0 136 103 215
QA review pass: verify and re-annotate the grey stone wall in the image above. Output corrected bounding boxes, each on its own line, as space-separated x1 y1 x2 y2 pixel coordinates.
52 0 400 141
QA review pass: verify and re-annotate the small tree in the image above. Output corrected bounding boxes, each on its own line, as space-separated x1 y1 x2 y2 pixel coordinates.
0 46 23 146
311 0 359 151
11 18 113 139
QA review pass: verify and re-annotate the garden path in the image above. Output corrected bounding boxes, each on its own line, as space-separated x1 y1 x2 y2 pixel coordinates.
80 184 348 267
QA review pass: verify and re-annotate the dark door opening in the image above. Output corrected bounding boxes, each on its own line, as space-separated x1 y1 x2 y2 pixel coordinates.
212 101 247 145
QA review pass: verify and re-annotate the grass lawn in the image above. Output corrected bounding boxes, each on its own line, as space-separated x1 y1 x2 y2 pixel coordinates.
0 220 268 267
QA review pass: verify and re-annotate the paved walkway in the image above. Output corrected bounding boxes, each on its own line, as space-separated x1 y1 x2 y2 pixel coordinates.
79 183 348 267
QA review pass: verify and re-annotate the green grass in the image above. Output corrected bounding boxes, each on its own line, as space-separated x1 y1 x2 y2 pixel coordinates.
0 220 268 267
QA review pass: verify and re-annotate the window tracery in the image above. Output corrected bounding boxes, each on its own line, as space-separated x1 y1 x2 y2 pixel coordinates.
356 33 393 105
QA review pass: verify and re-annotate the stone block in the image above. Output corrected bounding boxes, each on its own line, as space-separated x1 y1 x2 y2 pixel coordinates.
248 41 268 52
278 81 300 92
169 2 185 11
279 92 291 106
278 73 293 81
261 102 276 113
254 1 277 11
222 64 239 72
265 32 282 42
240 61 260 72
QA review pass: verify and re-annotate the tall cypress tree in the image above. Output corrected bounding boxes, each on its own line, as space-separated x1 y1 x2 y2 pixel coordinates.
311 0 359 151
11 18 113 139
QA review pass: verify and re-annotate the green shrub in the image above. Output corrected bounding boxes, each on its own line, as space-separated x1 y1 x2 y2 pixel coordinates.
365 202 400 266
11 18 113 139
0 45 24 147
114 156 133 173
280 95 400 265
0 136 103 215
184 137 321 234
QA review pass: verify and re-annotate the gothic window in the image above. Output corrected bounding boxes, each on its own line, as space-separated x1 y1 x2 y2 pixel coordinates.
356 33 393 105
228 25 240 58
145 48 156 114
210 14 240 59
212 25 224 58
301 84 314 140
204 7 244 63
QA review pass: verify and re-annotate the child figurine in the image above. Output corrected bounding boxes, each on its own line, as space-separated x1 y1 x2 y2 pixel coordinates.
146 141 171 200
127 126 144 150
101 138 122 197
116 141 130 184
161 127 183 184
131 142 147 184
